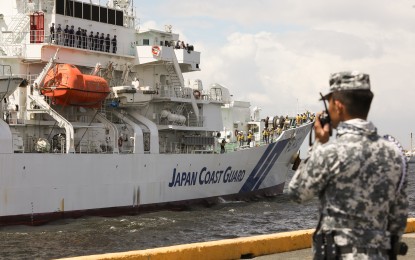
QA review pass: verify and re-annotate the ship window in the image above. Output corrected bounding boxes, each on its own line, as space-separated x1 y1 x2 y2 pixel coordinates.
56 0 125 27
65 0 74 17
91 5 99 22
83 3 91 20
108 8 115 25
143 39 149 45
116 10 123 26
100 7 107 23
56 0 64 15
74 1 82 19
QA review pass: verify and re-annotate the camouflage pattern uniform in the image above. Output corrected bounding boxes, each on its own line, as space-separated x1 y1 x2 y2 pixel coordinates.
288 71 408 260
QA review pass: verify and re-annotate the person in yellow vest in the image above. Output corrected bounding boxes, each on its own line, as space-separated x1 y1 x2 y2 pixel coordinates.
276 125 282 137
247 130 253 146
220 138 226 154
266 128 270 143
269 128 275 143
310 113 316 122
284 115 290 130
302 113 307 124
238 131 244 146
263 128 269 144
297 114 303 126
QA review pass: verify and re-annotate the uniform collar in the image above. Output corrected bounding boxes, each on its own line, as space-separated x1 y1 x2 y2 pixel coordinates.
336 118 377 137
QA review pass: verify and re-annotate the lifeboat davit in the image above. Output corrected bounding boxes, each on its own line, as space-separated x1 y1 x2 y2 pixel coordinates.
42 64 110 108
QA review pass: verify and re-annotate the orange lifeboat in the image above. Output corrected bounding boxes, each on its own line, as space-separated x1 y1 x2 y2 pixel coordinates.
42 64 110 108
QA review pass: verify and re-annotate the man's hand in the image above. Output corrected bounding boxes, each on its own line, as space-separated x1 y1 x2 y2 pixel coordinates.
314 112 331 144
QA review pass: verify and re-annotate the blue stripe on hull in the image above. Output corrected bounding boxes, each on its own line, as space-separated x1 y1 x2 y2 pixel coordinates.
239 139 290 193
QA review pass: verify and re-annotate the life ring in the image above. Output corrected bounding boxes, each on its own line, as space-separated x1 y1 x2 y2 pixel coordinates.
118 137 123 147
152 46 160 56
193 90 201 99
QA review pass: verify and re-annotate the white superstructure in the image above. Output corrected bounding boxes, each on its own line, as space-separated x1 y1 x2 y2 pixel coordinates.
0 0 312 225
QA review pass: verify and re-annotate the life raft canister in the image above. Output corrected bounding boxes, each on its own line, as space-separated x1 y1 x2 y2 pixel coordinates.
152 46 160 56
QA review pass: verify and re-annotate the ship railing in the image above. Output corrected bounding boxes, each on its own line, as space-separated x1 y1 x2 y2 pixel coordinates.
41 32 130 56
159 142 215 154
15 136 111 154
18 136 50 153
159 141 181 154
159 85 214 101
1 29 129 56
6 114 25 126
191 149 215 154
0 65 12 76
77 140 106 154
0 43 24 57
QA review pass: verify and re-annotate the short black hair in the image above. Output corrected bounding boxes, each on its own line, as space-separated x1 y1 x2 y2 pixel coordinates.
331 89 374 118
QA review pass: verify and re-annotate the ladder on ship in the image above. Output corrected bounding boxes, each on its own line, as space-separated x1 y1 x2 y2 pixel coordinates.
166 62 183 94
165 49 184 96
0 3 30 55
165 50 199 121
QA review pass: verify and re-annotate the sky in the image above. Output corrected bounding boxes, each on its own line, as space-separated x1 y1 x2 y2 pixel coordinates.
133 0 415 151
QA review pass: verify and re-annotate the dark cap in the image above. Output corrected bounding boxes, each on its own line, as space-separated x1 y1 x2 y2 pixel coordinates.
321 71 371 100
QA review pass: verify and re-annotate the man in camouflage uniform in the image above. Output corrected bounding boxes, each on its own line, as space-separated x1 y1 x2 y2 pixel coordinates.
288 71 408 259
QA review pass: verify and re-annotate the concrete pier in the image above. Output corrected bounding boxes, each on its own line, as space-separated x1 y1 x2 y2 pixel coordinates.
254 233 415 260
59 218 415 260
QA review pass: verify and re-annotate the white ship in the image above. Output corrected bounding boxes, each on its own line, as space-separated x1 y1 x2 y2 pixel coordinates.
0 0 312 226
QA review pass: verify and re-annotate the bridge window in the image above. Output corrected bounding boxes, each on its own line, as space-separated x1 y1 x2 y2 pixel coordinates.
108 9 115 25
91 5 99 22
83 4 90 20
116 10 123 26
65 0 74 17
55 0 124 27
100 7 107 23
56 0 64 15
74 1 82 19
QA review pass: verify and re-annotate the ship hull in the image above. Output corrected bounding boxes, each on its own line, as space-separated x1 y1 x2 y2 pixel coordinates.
0 124 311 226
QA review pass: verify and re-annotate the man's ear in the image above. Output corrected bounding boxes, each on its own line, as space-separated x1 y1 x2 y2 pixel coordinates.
334 100 345 115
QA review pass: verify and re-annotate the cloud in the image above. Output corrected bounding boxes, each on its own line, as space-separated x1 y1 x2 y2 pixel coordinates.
136 0 415 149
